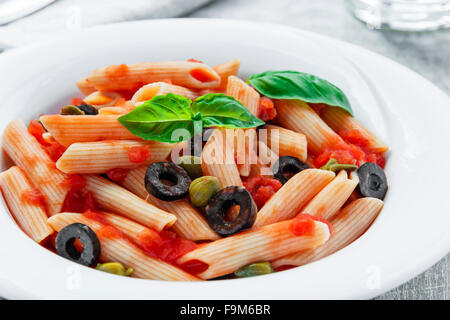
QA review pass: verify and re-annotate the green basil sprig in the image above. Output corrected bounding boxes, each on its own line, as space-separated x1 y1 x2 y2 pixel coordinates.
118 93 264 143
247 70 353 116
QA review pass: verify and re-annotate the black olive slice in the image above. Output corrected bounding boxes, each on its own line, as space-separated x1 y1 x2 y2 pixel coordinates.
356 162 388 200
55 223 101 267
77 103 98 115
145 161 192 201
273 156 309 184
205 186 257 236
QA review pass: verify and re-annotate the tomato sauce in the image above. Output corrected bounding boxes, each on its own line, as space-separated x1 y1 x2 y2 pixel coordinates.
312 130 385 168
61 175 98 213
258 97 277 122
128 146 151 163
106 168 130 183
135 229 197 265
28 120 50 146
243 175 282 209
21 188 46 206
105 64 129 79
290 213 333 237
71 97 84 106
187 58 204 64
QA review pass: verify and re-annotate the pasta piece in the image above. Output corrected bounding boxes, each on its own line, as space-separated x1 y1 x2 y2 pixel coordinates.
301 170 359 220
85 61 220 91
2 119 70 215
264 124 307 161
257 141 278 170
226 75 259 116
131 82 198 105
253 169 335 228
119 166 219 241
201 128 243 188
249 157 274 177
232 128 257 177
56 140 173 174
76 78 96 96
147 194 220 241
226 76 260 176
320 106 389 153
120 166 149 199
83 91 124 107
178 219 330 279
97 106 128 115
85 175 176 231
213 59 240 90
272 197 383 268
274 100 343 155
0 166 53 243
40 115 138 146
47 213 199 281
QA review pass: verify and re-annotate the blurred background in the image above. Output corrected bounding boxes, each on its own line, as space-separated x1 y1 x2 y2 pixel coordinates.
0 0 448 300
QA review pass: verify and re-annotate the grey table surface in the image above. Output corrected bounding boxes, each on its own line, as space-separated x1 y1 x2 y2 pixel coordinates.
187 0 450 300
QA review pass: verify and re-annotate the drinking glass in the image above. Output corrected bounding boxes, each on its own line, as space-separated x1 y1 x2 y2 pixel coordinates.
346 0 450 31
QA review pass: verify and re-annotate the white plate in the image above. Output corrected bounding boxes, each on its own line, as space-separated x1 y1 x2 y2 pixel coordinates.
0 19 448 299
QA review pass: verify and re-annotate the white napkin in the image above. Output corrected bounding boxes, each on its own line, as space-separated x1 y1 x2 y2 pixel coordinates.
0 0 213 49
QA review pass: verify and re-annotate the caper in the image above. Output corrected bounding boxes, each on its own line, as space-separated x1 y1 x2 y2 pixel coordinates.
320 158 357 172
61 105 84 115
178 155 203 179
235 262 274 278
96 262 133 276
189 176 220 207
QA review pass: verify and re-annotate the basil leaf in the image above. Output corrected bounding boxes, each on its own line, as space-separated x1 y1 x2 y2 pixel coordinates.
118 93 194 143
192 93 264 129
247 70 353 116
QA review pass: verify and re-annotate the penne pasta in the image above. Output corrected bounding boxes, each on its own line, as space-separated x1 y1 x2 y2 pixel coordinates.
320 106 389 154
76 78 96 96
213 59 240 90
120 166 219 241
85 175 176 231
272 197 383 268
226 75 259 116
232 128 257 177
47 213 199 281
85 61 220 91
0 166 53 243
263 124 307 161
257 141 278 170
2 119 70 215
147 194 221 241
253 169 335 228
177 219 330 279
274 100 343 155
40 115 138 146
131 82 199 105
226 76 259 176
83 91 124 107
56 140 173 174
201 128 243 188
301 170 359 220
120 166 149 199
